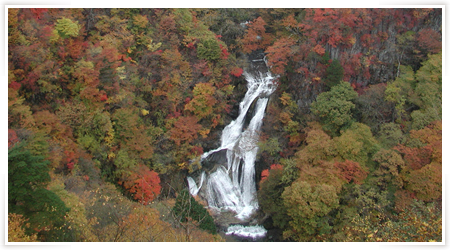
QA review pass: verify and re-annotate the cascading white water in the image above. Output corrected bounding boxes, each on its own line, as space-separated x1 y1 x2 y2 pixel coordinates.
188 171 205 196
226 225 267 239
187 70 276 238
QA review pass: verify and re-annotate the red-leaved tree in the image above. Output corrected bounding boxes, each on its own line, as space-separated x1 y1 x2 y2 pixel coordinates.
121 166 161 205
334 160 368 184
240 17 273 54
265 37 296 75
260 164 283 183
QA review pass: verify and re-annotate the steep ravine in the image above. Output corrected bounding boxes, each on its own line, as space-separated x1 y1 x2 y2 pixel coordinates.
186 52 276 240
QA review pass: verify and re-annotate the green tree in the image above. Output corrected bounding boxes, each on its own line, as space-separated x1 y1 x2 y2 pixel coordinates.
384 65 415 123
311 81 358 136
257 166 290 230
282 180 339 241
376 123 405 149
197 38 221 61
385 53 441 130
323 59 344 90
333 122 380 167
410 53 442 130
172 190 217 235
8 142 70 241
372 149 405 189
54 17 81 39
295 124 334 167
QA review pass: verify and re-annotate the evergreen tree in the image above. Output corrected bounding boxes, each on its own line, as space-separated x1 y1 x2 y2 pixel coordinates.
324 59 344 90
8 142 70 241
172 190 217 235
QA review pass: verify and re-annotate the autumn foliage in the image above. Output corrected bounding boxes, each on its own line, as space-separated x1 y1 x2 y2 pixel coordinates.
120 166 161 205
334 160 368 184
8 7 441 242
260 164 283 183
240 17 274 53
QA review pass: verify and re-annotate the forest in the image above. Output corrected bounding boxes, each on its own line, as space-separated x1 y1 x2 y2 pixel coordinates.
71 0 380 5
7 8 442 242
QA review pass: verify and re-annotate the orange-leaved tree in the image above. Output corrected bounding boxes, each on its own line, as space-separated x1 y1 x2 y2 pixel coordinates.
120 165 161 205
265 37 296 75
260 164 283 183
334 160 368 185
240 16 274 53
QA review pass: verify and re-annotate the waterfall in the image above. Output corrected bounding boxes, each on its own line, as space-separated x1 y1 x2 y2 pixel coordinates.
187 67 276 239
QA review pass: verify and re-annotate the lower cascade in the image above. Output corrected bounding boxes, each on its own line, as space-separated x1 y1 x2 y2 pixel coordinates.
187 62 276 239
226 225 268 239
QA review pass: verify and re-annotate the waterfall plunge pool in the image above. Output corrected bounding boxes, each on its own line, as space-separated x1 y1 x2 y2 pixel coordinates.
225 225 267 240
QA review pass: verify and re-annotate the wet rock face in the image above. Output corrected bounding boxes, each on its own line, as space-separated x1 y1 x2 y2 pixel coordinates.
200 128 223 153
202 149 228 171
246 50 268 76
